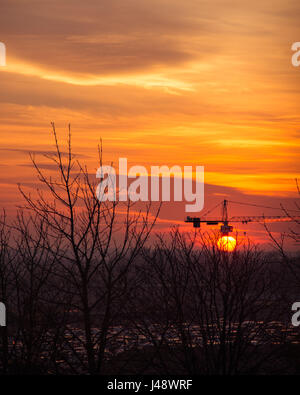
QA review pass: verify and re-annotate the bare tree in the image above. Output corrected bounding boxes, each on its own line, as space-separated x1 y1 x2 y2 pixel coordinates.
125 228 287 374
0 211 15 373
17 124 160 374
265 180 300 291
7 211 68 373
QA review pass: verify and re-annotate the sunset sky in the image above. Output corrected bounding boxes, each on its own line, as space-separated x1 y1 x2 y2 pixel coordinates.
0 0 299 245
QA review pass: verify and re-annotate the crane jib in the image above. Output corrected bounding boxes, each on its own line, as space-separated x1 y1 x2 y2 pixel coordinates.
184 199 300 233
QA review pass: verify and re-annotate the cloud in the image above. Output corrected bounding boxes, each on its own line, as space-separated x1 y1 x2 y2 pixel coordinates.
0 0 299 218
0 0 220 77
0 147 89 159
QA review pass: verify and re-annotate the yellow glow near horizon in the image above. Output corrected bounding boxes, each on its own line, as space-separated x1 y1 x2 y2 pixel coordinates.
217 236 237 252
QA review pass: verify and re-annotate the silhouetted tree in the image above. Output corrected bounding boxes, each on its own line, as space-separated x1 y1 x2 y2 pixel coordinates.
17 124 160 374
125 229 287 374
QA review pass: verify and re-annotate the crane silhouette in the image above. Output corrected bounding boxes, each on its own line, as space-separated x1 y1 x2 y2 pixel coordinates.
185 199 300 236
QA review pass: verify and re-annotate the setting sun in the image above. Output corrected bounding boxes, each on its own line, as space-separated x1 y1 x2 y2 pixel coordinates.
217 236 237 252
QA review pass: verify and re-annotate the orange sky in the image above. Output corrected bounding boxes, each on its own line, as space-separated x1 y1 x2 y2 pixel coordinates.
0 0 299 245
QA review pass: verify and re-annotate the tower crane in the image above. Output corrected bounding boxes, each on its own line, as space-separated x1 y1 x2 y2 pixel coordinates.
185 199 300 237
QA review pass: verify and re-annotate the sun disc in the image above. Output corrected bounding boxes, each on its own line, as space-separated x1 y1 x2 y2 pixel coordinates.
217 236 236 252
